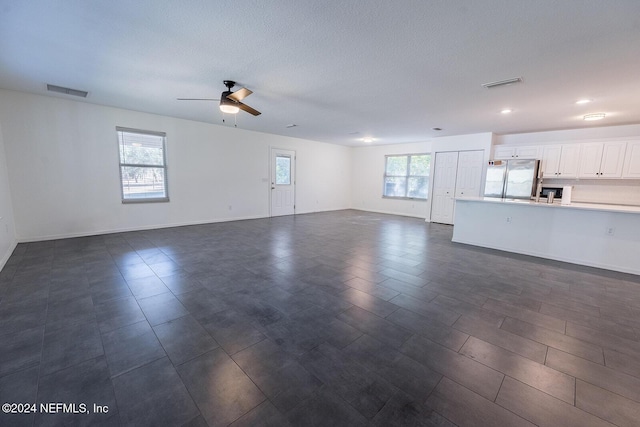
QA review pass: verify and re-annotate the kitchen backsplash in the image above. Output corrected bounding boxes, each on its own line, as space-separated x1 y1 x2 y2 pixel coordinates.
545 179 640 206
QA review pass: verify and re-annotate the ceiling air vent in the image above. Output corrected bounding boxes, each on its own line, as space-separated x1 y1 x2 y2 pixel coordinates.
481 77 523 89
46 84 88 98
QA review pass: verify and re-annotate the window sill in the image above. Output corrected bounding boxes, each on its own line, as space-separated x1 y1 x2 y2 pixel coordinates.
122 197 170 204
382 196 427 201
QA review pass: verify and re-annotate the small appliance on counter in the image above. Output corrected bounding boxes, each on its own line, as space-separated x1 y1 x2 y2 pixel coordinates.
540 186 563 201
561 185 573 205
484 159 542 199
547 191 555 204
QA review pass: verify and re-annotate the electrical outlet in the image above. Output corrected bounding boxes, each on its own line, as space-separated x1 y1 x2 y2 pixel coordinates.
606 227 615 236
228 205 232 211
506 217 512 223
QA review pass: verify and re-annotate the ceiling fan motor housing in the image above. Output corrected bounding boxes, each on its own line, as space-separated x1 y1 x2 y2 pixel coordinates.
219 90 238 108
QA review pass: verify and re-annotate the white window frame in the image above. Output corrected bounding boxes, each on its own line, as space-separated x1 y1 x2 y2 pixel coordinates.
116 126 169 203
383 153 430 200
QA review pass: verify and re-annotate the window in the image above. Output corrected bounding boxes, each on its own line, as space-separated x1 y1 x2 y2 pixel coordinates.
383 154 430 199
117 127 169 203
275 155 291 185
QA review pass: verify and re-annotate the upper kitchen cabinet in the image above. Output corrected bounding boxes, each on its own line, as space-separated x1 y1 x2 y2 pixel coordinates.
493 145 540 160
623 141 640 178
541 144 580 178
578 142 626 178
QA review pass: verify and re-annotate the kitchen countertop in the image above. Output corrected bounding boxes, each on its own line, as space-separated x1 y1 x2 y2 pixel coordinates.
456 196 640 214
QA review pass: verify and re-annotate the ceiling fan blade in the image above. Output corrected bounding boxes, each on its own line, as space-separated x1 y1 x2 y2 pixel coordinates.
226 87 252 102
237 102 261 116
176 98 220 101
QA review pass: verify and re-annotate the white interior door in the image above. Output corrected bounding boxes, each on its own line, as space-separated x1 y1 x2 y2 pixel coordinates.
270 148 296 217
430 151 459 225
455 150 484 198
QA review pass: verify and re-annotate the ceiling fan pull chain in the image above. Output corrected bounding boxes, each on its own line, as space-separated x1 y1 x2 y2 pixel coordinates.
234 114 237 128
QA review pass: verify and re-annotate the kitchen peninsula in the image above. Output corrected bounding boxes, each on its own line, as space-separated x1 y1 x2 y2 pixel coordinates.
452 197 640 275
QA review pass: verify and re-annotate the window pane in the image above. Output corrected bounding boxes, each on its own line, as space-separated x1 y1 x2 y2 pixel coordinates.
121 167 167 199
384 177 407 197
409 155 430 177
119 132 164 166
275 156 291 185
385 156 407 176
407 177 428 199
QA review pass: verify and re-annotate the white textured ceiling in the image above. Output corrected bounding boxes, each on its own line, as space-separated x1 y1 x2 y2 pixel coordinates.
1 1 639 146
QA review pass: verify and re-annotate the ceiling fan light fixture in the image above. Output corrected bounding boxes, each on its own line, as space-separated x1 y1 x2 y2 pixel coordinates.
219 104 240 114
219 95 240 114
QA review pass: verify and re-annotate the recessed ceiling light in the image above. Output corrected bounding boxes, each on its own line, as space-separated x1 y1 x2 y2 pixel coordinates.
362 137 374 143
584 113 606 121
501 109 513 114
576 99 592 105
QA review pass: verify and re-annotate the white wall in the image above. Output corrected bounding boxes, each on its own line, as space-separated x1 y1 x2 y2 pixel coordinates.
0 90 351 241
0 124 17 268
350 134 493 221
351 141 432 218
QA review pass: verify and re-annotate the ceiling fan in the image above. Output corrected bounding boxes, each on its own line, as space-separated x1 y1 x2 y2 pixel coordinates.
177 80 261 116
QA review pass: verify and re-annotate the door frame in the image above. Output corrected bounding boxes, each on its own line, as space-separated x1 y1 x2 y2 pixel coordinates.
269 147 296 217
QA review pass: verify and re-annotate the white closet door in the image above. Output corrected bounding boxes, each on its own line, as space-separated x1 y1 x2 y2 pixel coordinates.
455 150 484 198
430 151 459 225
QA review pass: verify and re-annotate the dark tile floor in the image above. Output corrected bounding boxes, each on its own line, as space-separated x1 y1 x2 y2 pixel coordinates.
1 209 640 426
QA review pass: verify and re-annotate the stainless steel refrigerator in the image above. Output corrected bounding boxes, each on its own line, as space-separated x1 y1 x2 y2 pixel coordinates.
484 159 541 199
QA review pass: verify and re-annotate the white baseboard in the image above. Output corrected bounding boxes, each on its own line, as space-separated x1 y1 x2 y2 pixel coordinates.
16 214 268 243
15 208 354 243
350 208 426 220
0 238 18 271
294 207 349 215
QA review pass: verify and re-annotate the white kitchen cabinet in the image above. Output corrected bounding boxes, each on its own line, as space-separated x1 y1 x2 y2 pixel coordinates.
494 145 540 160
623 141 640 178
578 142 626 178
542 144 580 178
541 145 561 177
